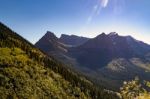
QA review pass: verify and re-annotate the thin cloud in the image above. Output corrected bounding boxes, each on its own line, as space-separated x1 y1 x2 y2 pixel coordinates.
86 0 109 24
101 0 109 8
87 4 99 24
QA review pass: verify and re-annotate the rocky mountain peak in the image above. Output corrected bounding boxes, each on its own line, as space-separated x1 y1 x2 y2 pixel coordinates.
108 32 118 36
43 31 58 40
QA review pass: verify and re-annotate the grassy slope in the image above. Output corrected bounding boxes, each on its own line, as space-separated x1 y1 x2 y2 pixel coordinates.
0 47 88 99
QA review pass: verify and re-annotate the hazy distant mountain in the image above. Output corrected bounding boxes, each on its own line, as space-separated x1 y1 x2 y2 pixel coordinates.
59 34 90 47
36 31 150 90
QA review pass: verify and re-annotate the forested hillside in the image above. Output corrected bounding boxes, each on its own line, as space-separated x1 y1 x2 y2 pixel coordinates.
0 22 118 99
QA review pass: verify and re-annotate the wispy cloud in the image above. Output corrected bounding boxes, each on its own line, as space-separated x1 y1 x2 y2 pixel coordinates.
101 0 109 8
87 4 99 24
113 0 126 15
86 0 109 24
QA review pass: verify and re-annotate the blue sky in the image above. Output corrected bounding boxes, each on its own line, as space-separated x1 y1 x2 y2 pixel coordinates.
0 0 150 44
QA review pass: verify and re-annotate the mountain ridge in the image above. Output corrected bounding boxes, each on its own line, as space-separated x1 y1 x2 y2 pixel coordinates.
59 34 90 47
35 31 150 90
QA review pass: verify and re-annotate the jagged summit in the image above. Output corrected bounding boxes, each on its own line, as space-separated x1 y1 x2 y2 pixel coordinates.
43 31 58 40
96 32 106 37
108 32 118 36
95 32 119 39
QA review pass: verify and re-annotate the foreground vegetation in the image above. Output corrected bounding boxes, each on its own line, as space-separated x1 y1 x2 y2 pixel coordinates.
0 47 90 98
120 77 150 99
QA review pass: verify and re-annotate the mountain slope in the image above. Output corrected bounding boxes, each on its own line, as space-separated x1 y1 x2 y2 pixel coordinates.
35 31 67 52
35 31 72 65
0 22 118 99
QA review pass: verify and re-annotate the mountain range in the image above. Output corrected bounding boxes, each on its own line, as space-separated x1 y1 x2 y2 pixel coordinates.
35 31 150 90
0 22 119 98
